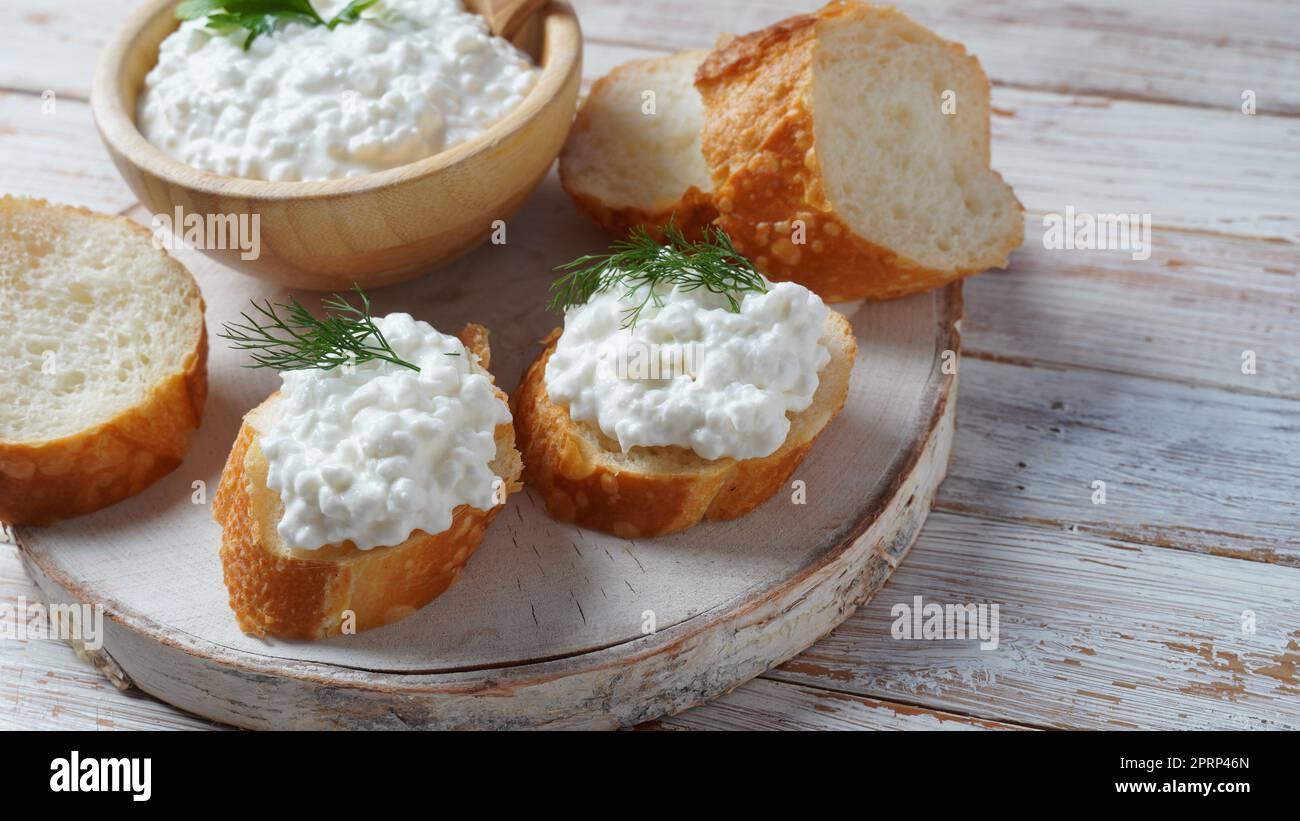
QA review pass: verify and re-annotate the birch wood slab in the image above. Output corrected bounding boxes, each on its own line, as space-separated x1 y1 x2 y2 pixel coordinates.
13 175 959 729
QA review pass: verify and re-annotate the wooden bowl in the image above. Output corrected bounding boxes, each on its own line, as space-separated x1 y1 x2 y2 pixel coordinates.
91 0 582 291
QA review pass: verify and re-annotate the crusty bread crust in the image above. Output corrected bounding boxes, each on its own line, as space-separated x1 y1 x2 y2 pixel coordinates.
560 52 718 240
212 325 523 640
512 311 856 538
0 197 207 525
563 184 718 243
695 2 1023 302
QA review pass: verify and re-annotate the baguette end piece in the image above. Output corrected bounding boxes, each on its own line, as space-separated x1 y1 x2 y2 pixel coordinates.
560 50 719 240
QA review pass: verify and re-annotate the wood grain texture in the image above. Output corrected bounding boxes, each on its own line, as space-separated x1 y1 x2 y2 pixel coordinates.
572 0 1300 114
10 0 1297 115
645 678 1028 730
987 89 1300 244
3 528 1014 732
8 511 1038 733
466 0 551 41
770 511 1300 730
964 224 1300 399
0 0 142 99
8 53 1299 248
0 91 136 214
939 357 1300 565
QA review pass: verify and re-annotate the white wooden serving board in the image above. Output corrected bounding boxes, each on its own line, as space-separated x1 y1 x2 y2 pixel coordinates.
16 174 959 729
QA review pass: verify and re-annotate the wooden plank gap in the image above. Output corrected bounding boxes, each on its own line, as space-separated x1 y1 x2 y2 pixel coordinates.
959 349 1300 404
756 672 1048 730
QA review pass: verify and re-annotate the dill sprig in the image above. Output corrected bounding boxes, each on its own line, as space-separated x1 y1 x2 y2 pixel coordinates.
219 287 420 372
176 0 379 50
549 221 768 329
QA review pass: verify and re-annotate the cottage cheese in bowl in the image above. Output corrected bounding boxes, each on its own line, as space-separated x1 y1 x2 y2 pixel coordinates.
544 280 832 461
137 0 540 181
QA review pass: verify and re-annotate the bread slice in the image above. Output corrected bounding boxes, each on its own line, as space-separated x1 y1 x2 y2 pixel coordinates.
0 196 207 526
512 310 856 539
213 325 522 640
695 1 1024 301
560 50 718 239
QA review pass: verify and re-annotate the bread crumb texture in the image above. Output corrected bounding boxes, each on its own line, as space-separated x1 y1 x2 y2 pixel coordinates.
560 49 718 238
696 2 1023 301
0 196 206 524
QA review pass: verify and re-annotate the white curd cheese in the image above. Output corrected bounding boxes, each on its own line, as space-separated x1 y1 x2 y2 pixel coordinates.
137 0 540 181
259 313 510 551
543 280 831 461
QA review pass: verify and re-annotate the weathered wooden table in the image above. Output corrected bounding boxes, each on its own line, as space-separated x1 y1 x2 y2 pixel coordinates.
1 0 1297 730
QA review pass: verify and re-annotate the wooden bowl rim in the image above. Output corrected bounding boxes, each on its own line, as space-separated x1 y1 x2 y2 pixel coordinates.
90 0 582 202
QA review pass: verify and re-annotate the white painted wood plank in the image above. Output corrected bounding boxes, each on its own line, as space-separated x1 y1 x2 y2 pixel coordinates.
650 678 1027 730
9 1 1300 113
964 224 1300 399
6 26 1299 243
988 90 1300 243
0 91 137 214
771 511 1300 730
941 357 1300 564
572 0 1300 114
12 491 1297 730
0 0 149 99
581 41 663 91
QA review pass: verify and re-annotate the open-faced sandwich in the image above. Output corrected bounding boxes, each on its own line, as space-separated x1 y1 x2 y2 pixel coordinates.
212 291 521 640
560 1 1023 302
513 225 856 538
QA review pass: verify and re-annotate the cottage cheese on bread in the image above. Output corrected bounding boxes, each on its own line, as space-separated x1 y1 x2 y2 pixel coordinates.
260 313 510 550
544 280 831 461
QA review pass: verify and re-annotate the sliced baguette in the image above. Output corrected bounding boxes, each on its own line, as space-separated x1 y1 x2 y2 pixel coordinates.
0 196 207 525
560 50 718 239
213 325 522 641
512 310 856 538
695 1 1024 301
